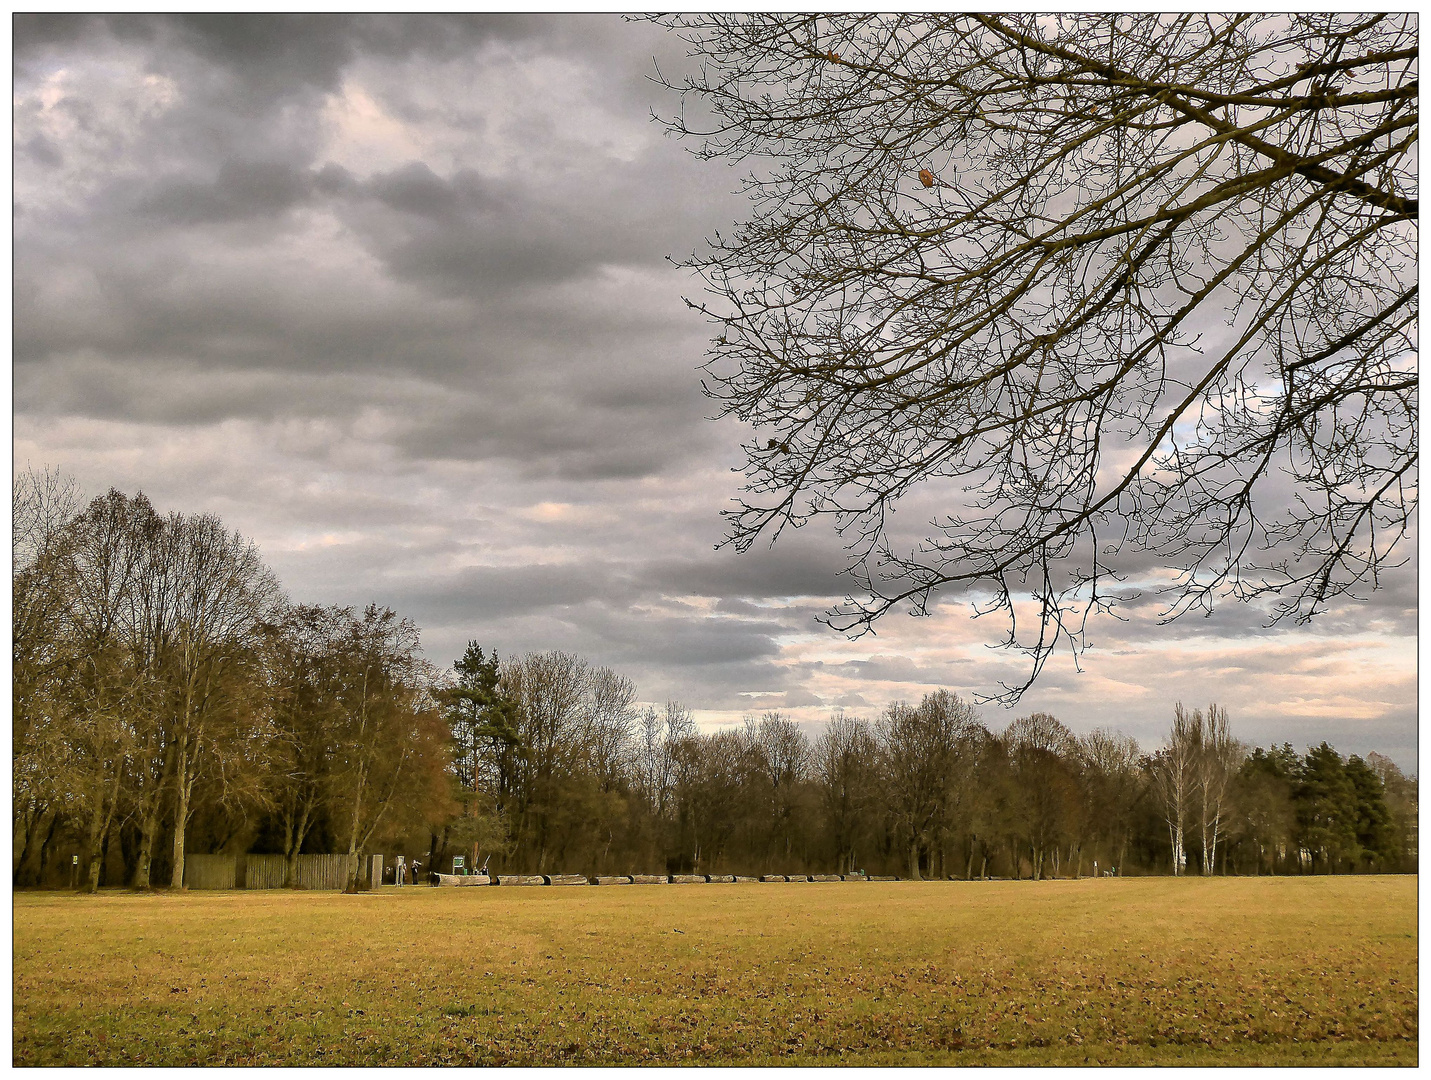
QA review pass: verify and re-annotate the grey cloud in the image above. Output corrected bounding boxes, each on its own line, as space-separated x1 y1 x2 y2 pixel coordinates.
15 14 557 109
647 539 853 601
335 162 716 296
20 134 64 169
15 13 739 487
832 654 971 686
780 688 825 708
403 564 624 621
137 159 317 225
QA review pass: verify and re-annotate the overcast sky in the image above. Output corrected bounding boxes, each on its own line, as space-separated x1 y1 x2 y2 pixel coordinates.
13 14 1417 767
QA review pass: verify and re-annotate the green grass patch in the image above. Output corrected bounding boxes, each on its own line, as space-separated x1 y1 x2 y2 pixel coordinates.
13 876 1416 1065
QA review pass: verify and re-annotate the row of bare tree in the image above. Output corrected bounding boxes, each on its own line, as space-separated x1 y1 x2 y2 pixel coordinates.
14 470 1416 886
448 650 1416 880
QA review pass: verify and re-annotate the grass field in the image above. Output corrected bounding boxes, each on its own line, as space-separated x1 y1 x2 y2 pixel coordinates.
13 876 1416 1066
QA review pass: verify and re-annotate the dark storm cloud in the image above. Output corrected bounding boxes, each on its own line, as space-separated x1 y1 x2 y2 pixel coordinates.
15 13 552 101
647 542 852 602
136 159 319 225
15 12 739 486
339 163 710 295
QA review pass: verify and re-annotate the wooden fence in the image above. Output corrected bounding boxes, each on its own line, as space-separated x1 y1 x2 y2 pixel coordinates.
296 853 351 891
179 853 361 890
245 854 288 890
183 854 236 890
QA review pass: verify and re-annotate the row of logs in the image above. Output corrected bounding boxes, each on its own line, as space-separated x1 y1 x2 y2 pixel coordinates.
431 872 901 887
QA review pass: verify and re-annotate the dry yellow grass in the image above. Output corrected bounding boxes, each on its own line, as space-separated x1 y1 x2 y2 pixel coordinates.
13 876 1416 1065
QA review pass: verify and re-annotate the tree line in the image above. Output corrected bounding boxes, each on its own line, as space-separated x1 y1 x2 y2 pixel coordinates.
13 470 1417 889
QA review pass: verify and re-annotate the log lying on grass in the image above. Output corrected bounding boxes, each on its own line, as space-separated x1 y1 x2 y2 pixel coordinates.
734 876 760 883
630 874 667 885
760 875 787 882
669 874 706 884
434 873 491 886
810 874 841 883
840 874 869 881
545 874 588 886
867 875 900 881
495 874 546 886
706 874 736 883
592 876 632 885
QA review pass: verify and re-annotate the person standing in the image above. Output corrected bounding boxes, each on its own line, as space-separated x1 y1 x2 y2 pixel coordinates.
410 858 422 886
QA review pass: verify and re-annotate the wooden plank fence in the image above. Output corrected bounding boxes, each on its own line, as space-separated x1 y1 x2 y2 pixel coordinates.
241 853 358 890
297 854 351 891
183 854 236 890
246 854 288 890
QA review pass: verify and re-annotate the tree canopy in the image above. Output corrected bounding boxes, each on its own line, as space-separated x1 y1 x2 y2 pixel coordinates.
657 14 1417 698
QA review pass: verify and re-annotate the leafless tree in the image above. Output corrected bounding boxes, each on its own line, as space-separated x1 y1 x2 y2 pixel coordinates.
262 605 348 885
499 651 594 872
13 465 82 572
12 467 83 880
38 491 157 890
744 711 813 863
877 689 981 878
1152 703 1204 874
1192 703 1246 874
1078 727 1144 875
582 666 639 794
657 14 1417 700
813 710 877 874
1004 712 1077 879
160 512 283 888
329 605 440 890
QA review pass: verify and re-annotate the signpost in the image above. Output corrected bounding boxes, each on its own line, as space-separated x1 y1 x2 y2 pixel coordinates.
452 855 466 876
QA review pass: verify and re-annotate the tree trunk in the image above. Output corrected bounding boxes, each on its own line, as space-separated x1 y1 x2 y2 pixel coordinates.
35 813 60 888
343 759 369 892
98 825 115 887
132 802 160 889
83 801 108 893
131 734 176 889
13 807 39 883
84 824 105 892
170 740 191 889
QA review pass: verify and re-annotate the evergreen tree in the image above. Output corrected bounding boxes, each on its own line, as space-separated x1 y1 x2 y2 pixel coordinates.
1344 755 1397 871
1294 743 1361 873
